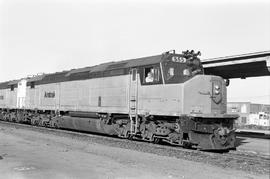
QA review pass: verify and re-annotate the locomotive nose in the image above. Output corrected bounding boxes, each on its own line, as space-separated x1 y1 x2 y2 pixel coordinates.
183 75 227 115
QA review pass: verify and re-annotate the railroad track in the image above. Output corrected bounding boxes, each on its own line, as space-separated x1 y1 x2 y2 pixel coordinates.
0 121 269 175
236 131 270 139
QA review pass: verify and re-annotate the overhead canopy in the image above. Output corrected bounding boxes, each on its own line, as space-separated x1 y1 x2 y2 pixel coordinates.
202 51 270 79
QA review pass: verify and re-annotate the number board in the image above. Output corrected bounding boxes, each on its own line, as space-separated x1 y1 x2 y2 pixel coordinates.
171 56 186 63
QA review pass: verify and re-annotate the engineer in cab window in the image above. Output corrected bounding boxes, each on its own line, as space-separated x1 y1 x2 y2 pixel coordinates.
145 72 154 83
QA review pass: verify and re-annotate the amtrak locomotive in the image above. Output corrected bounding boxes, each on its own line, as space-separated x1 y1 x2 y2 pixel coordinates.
0 50 238 150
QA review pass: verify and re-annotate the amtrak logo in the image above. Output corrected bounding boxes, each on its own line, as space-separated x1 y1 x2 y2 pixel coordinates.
44 91 55 98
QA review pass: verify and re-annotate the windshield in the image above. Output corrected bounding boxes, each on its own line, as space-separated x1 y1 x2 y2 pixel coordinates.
162 54 203 84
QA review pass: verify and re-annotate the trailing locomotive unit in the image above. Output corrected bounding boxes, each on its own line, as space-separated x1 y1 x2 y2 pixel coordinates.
0 50 238 150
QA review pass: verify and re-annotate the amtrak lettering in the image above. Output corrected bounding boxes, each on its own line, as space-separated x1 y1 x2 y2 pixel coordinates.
0 95 4 100
44 91 55 98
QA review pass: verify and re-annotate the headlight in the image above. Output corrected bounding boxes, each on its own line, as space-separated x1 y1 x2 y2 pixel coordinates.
214 89 220 95
214 85 220 95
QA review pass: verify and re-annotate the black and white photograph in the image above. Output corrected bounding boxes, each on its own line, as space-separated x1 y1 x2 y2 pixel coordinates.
0 0 269 178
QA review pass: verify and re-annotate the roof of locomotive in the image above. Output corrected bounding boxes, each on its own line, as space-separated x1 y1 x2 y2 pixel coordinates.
69 54 163 73
0 54 164 87
0 81 10 89
0 51 202 87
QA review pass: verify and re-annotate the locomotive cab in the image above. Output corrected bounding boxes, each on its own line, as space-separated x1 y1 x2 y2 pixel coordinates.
140 50 204 85
161 50 204 84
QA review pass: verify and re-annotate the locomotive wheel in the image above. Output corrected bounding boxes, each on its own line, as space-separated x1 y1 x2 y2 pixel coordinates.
53 123 59 129
126 132 134 140
182 141 192 149
153 137 160 144
128 134 134 140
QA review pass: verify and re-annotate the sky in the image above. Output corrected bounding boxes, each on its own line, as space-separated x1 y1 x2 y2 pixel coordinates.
0 0 269 104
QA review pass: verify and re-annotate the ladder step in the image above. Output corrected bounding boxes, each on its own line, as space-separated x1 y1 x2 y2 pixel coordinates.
129 114 138 134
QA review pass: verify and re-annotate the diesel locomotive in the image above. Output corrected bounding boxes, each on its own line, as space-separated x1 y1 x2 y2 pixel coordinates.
0 50 238 150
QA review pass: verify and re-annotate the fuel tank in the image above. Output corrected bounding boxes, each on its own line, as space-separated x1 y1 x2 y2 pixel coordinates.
54 115 118 135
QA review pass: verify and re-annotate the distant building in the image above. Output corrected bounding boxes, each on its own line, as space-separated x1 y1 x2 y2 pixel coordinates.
227 102 270 127
249 112 270 126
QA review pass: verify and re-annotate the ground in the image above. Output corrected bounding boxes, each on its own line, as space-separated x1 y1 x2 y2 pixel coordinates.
236 136 270 156
0 124 269 179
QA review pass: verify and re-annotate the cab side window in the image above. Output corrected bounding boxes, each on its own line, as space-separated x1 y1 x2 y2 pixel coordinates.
143 66 160 84
166 67 175 80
